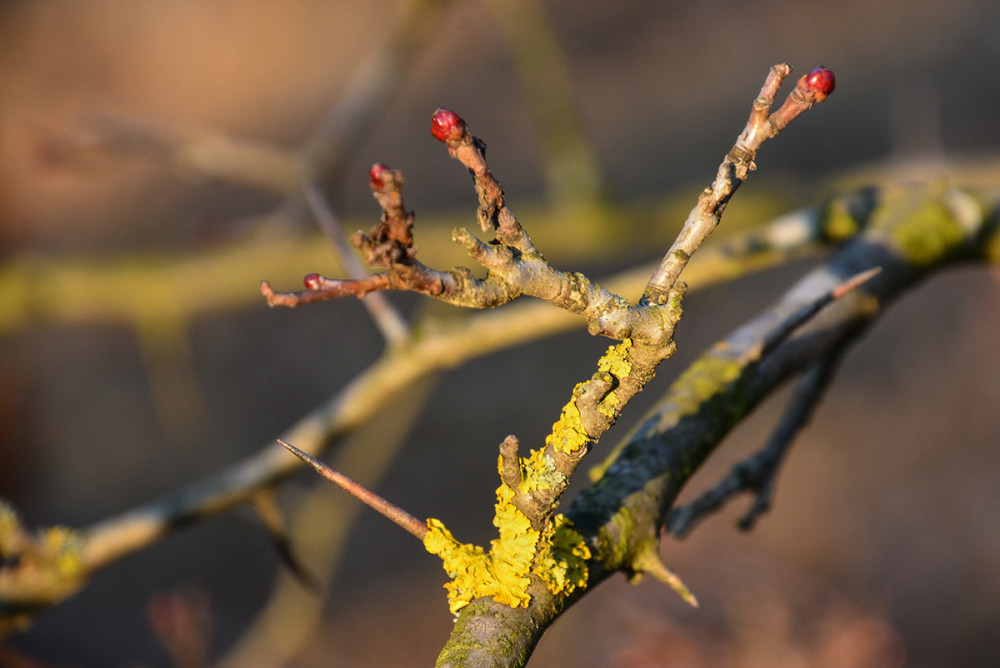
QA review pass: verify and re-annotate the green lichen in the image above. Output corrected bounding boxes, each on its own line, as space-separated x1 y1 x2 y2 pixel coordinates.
885 198 967 267
670 348 744 414
41 526 86 582
588 504 645 574
520 449 565 493
589 348 745 482
821 195 862 241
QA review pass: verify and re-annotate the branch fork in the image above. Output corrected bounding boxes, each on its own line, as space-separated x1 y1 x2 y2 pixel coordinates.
263 64 835 620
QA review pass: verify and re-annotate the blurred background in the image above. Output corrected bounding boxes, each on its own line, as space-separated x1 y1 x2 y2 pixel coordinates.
1 1 999 666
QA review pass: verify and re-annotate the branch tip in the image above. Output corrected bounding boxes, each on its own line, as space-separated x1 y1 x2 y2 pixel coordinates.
833 266 881 299
632 547 699 608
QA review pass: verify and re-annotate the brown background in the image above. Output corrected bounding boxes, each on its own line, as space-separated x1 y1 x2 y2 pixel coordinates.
1 1 998 666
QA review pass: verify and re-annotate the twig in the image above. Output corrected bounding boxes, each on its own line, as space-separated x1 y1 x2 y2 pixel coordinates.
72 113 308 194
667 352 841 536
485 0 603 206
643 65 836 306
759 266 882 357
301 179 409 346
276 439 427 540
301 0 447 184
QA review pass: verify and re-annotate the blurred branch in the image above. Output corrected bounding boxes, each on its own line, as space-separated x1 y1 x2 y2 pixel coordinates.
666 347 843 536
486 0 604 205
0 63 922 627
0 183 841 336
218 377 436 668
74 113 308 195
301 0 448 186
301 179 410 346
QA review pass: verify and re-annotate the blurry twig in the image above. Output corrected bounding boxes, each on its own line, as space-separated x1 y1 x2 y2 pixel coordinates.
486 0 603 206
301 0 448 186
667 331 844 536
301 179 410 346
0 192 850 628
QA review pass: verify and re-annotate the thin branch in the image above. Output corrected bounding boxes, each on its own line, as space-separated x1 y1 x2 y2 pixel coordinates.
68 113 308 194
759 266 882 357
301 179 409 346
277 439 427 541
436 181 996 665
1 182 992 630
667 351 841 537
643 65 836 305
485 0 604 206
438 195 984 666
301 0 448 184
665 267 879 536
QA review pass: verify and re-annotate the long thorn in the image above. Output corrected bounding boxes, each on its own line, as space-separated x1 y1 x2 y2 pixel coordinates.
277 439 427 540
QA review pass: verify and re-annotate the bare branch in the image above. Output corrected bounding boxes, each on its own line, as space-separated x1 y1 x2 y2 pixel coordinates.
436 180 996 665
643 65 836 305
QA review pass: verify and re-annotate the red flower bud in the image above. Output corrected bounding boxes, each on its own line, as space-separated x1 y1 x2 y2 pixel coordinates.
430 108 465 143
369 162 390 189
804 66 836 98
303 273 322 290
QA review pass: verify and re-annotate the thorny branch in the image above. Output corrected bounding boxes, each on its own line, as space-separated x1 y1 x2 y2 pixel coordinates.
263 63 850 655
266 65 833 533
3 62 838 637
1 191 841 629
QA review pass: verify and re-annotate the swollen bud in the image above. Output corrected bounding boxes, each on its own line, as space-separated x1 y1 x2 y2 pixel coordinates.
303 273 323 290
369 162 390 189
430 108 465 143
804 66 836 99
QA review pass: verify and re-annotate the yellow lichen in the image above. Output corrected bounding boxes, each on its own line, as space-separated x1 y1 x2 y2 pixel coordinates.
424 475 542 615
597 339 632 378
423 515 535 615
598 390 620 418
545 395 589 454
41 526 85 582
534 514 590 596
424 454 593 614
520 448 565 493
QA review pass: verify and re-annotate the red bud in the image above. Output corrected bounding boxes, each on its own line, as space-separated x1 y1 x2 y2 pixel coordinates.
303 274 322 290
804 67 836 97
430 108 465 142
369 162 390 189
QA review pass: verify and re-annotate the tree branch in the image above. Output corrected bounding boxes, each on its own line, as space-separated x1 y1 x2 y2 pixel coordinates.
436 182 998 666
